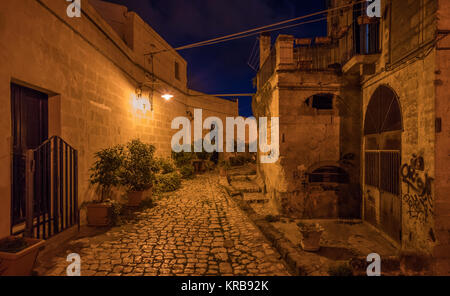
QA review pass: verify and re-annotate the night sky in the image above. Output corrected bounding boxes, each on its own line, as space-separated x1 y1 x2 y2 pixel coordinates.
104 0 327 117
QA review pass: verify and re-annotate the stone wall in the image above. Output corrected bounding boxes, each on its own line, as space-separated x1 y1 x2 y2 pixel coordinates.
359 0 439 259
361 52 437 252
0 0 238 238
253 34 361 218
255 1 449 274
433 0 450 276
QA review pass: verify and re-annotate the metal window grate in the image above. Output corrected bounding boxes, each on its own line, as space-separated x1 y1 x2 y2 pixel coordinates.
365 151 379 187
380 151 400 196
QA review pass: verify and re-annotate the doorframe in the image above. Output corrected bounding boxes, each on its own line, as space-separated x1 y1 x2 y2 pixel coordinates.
9 80 61 236
362 84 404 244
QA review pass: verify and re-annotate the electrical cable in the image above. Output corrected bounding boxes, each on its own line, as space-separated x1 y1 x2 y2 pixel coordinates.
146 0 367 54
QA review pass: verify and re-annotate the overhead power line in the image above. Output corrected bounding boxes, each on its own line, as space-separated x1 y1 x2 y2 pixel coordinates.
167 0 367 52
175 17 328 52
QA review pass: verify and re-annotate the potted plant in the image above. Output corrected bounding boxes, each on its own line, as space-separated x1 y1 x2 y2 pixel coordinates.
0 236 45 276
88 145 124 226
120 139 158 207
297 222 324 252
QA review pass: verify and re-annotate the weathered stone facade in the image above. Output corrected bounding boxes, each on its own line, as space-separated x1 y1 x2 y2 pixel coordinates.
254 36 362 219
0 0 238 238
253 0 449 274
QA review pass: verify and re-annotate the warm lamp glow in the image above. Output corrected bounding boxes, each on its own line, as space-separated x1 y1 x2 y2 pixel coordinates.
132 93 151 113
162 94 174 101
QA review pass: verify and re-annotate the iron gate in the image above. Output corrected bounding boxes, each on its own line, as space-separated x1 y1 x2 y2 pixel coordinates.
365 150 402 242
17 136 79 239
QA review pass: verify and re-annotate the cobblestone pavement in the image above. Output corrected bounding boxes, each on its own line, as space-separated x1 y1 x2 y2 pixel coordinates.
38 173 290 276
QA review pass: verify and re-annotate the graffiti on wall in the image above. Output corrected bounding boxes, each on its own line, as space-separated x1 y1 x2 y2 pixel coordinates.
401 154 434 222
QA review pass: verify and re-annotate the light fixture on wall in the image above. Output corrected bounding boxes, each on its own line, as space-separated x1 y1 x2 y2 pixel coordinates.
134 86 151 113
162 94 174 101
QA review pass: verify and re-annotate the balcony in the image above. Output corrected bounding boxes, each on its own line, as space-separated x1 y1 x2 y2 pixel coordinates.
257 36 341 88
341 20 381 74
293 39 341 72
256 19 381 88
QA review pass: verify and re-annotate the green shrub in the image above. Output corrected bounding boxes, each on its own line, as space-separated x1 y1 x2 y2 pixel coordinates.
172 150 194 167
157 158 176 174
154 172 182 193
180 165 195 179
196 149 212 161
106 199 123 226
120 139 158 192
89 145 124 201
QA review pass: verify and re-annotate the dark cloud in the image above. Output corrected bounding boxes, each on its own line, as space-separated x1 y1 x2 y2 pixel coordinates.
104 0 327 116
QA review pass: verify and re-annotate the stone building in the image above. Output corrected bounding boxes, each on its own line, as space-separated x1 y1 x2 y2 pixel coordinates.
253 0 449 274
0 1 238 240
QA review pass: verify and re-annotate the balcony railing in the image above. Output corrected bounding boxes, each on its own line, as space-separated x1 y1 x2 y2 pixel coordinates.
294 43 341 72
256 19 381 87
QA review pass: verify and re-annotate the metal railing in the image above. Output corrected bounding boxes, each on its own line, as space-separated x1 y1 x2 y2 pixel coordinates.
255 20 381 87
21 136 79 239
294 44 340 72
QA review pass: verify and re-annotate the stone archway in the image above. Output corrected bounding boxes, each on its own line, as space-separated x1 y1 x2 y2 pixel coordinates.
364 85 403 242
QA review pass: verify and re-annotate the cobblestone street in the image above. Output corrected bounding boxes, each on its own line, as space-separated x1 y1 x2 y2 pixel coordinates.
37 174 290 276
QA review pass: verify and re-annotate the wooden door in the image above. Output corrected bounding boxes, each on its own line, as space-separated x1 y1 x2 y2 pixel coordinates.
11 83 48 227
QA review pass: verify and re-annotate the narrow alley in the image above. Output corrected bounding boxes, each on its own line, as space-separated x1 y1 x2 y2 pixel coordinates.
35 174 290 276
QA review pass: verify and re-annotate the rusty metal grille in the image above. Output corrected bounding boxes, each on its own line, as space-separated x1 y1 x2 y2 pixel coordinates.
365 151 400 196
380 151 400 196
365 152 379 187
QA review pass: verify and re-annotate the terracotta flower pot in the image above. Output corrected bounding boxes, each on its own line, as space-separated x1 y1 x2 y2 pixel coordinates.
298 224 324 252
87 203 112 226
128 191 145 207
0 236 45 276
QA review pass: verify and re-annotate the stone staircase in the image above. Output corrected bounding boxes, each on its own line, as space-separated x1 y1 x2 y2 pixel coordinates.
225 165 269 204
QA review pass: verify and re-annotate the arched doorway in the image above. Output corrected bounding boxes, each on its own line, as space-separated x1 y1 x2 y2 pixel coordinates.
364 85 403 242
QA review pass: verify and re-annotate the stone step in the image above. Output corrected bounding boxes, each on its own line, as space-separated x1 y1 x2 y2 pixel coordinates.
243 193 269 204
228 175 258 182
227 166 257 177
230 181 261 193
228 175 249 182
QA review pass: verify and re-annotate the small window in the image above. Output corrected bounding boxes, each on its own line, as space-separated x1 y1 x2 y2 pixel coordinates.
312 94 333 110
175 61 180 80
305 94 334 110
309 166 349 184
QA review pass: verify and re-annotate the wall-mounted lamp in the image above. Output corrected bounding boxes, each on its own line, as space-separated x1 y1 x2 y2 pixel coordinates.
134 86 152 113
162 94 174 101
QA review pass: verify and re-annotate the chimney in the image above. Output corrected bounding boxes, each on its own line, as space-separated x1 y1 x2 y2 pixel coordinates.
259 32 271 67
